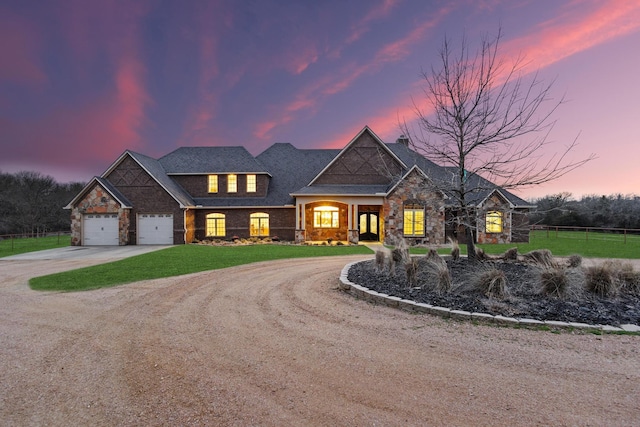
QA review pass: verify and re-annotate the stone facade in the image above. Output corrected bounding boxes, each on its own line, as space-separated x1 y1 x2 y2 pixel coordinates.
476 192 511 244
384 169 445 245
70 185 129 246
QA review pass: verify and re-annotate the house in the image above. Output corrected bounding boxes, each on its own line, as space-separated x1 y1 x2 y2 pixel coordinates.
65 126 533 246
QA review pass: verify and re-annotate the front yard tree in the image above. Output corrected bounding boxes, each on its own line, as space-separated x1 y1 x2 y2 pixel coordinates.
406 29 593 260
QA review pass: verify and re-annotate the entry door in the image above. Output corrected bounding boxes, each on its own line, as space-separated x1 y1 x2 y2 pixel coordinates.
359 212 379 241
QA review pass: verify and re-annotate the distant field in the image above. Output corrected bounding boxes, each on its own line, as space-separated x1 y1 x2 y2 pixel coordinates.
0 234 71 258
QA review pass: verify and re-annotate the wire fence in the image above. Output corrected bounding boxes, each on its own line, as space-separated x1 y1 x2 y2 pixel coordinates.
531 225 640 244
0 231 71 254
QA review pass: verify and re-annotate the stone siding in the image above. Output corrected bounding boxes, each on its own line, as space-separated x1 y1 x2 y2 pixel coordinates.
384 170 445 245
70 184 129 246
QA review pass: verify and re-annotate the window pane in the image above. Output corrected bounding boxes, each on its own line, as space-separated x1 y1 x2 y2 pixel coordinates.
247 174 256 192
486 211 503 233
228 174 237 193
208 175 218 193
250 213 269 236
206 213 225 237
313 206 339 228
403 207 424 236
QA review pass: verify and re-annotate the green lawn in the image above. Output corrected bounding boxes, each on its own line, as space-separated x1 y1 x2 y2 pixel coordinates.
0 234 71 258
24 229 640 292
428 230 640 259
29 244 373 292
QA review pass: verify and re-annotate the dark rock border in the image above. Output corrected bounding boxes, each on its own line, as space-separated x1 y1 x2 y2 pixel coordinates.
339 261 640 333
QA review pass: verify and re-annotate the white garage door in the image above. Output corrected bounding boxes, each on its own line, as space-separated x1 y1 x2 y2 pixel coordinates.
84 214 119 246
138 213 174 245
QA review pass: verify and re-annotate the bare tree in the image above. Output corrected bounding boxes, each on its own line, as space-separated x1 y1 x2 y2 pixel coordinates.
405 29 594 260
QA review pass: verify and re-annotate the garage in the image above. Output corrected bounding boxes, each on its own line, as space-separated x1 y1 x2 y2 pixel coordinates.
83 214 119 246
138 213 174 245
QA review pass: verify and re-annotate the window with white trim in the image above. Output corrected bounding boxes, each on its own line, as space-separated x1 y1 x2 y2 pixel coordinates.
247 174 256 192
227 174 237 193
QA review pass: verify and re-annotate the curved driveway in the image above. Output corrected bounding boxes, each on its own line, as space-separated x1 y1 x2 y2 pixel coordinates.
0 252 638 425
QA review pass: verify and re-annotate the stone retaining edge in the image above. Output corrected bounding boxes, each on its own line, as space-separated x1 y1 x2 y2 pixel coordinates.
339 261 640 333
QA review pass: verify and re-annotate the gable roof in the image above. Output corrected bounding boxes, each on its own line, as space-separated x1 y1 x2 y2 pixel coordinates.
308 126 406 186
103 151 195 208
159 146 270 175
64 176 133 209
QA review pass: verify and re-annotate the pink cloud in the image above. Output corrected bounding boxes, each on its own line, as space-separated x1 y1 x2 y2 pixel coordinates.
503 1 640 74
0 8 47 85
345 0 401 44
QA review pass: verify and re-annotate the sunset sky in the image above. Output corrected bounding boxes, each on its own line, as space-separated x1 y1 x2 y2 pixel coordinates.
1 0 639 200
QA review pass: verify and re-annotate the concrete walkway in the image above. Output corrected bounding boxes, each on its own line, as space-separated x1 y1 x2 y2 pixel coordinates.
0 245 170 261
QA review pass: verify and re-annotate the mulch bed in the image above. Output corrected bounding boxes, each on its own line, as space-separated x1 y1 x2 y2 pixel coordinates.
347 258 640 326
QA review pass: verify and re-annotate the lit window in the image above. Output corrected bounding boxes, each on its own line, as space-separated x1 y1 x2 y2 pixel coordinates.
206 213 225 237
208 175 218 193
403 204 424 236
250 212 269 236
314 206 339 228
486 211 503 233
247 174 256 192
227 174 237 193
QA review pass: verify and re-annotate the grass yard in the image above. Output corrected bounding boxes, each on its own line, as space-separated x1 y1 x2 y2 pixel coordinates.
0 234 71 258
29 244 373 292
428 230 640 259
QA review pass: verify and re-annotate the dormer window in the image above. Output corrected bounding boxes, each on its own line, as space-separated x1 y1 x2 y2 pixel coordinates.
227 174 237 192
208 175 218 193
247 174 256 192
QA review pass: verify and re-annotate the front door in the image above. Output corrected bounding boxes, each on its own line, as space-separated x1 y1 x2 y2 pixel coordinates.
359 211 379 241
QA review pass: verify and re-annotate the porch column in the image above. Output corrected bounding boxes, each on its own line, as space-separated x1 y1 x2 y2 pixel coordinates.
295 202 306 243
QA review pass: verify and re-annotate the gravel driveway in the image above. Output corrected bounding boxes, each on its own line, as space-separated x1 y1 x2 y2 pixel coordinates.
1 254 638 426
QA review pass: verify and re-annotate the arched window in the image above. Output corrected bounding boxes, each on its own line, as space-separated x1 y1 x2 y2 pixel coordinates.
250 212 269 237
486 211 503 233
206 213 226 237
313 206 339 228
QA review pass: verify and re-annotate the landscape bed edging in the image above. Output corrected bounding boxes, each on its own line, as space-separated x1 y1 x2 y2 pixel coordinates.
339 261 640 333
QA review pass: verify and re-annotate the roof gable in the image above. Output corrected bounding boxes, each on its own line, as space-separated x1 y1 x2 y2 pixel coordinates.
103 151 194 208
310 126 406 186
64 177 133 209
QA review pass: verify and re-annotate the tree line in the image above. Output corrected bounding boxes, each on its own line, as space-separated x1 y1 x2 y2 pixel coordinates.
0 171 85 236
529 193 640 230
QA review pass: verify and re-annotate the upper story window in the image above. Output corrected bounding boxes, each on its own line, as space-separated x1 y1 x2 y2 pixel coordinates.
247 174 256 192
486 211 503 233
403 204 425 236
227 174 237 193
314 206 339 228
208 175 218 193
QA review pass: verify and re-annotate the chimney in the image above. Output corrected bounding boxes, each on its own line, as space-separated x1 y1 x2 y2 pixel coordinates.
396 134 409 146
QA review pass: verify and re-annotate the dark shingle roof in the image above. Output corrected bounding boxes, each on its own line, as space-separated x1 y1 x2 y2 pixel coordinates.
255 143 341 205
159 146 270 174
127 151 195 207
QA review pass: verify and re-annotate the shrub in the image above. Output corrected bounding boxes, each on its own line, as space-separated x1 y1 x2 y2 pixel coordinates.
404 258 419 286
602 260 640 294
375 250 386 271
391 239 409 265
523 249 556 268
424 259 451 292
540 266 568 298
585 264 618 297
475 268 507 299
502 247 518 261
475 247 490 261
448 238 460 261
425 248 440 261
566 254 582 268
